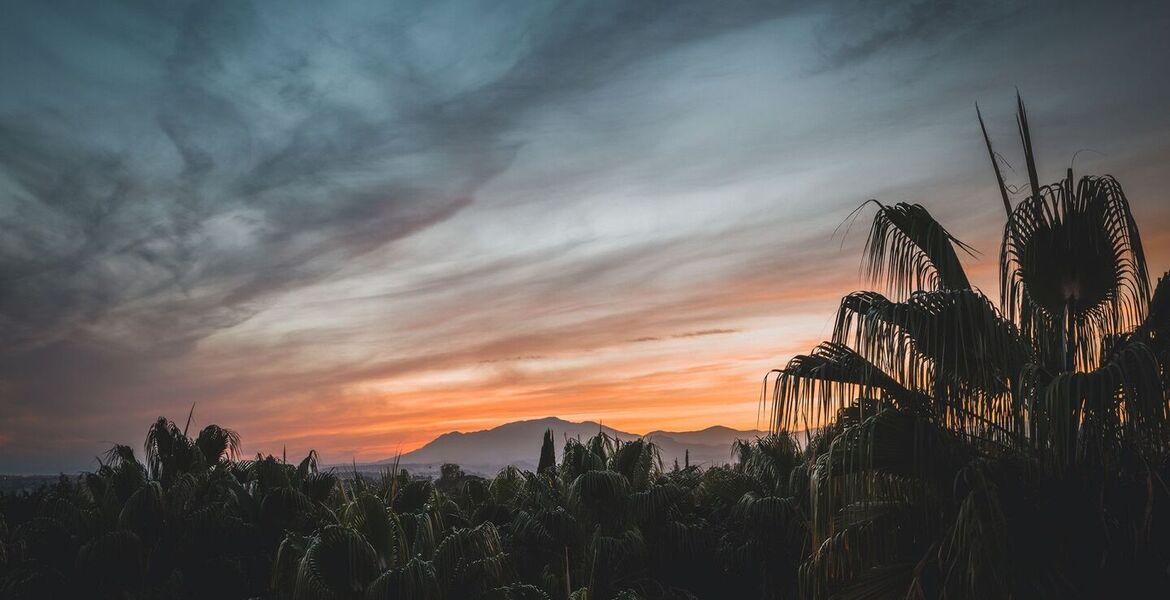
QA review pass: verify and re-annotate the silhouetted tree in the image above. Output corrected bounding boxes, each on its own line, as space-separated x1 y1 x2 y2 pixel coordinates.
767 98 1170 598
538 429 557 475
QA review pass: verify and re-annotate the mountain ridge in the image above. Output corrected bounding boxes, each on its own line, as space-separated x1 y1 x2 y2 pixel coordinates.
377 416 768 474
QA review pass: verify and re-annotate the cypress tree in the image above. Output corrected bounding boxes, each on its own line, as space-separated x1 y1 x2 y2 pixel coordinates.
538 428 556 474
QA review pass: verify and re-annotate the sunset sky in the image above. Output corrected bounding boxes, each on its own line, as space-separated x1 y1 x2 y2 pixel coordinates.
2 0 1169 473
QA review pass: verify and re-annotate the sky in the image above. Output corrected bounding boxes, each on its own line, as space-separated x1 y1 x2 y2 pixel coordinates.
1 0 1169 473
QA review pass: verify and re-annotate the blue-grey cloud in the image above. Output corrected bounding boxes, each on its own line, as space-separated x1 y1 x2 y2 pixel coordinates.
0 0 513 353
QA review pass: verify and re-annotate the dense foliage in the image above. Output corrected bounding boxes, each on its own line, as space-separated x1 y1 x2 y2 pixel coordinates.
0 419 812 599
2 102 1169 599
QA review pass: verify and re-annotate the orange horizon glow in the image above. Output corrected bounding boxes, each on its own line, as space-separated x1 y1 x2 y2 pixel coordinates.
2 194 1167 473
225 222 1170 467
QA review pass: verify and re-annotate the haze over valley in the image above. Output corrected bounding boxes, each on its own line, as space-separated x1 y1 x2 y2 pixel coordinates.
371 417 767 474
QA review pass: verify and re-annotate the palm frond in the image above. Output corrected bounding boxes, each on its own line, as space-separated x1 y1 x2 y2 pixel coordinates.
1025 339 1167 470
770 341 923 434
293 525 380 600
194 424 242 465
823 290 1031 442
861 201 974 300
364 557 440 600
609 439 661 493
433 522 507 593
568 471 630 526
937 460 1010 599
117 481 164 543
343 492 406 570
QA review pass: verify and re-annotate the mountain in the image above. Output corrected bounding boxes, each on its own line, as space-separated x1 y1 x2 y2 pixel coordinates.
377 417 767 475
646 425 765 447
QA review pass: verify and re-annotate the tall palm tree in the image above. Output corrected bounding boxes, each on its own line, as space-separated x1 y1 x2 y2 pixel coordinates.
766 97 1170 598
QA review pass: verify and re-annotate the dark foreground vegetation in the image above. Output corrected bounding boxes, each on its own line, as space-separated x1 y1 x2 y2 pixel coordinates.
3 102 1170 599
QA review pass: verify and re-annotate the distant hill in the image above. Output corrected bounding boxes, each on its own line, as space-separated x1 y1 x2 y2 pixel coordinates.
377 417 768 475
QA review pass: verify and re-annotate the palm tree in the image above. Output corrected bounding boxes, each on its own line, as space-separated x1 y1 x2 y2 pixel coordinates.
766 97 1170 598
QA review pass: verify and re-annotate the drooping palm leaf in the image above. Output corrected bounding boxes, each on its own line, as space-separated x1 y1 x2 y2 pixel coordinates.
585 527 646 596
831 290 1032 442
559 440 607 486
1024 339 1167 470
509 509 557 550
343 492 406 570
860 201 975 300
118 481 164 543
568 471 630 529
733 434 804 496
294 526 381 600
489 466 527 507
194 424 242 465
304 471 341 505
273 532 309 598
433 522 508 594
609 439 660 493
800 509 916 600
261 486 316 537
144 417 195 484
364 557 440 600
770 341 924 434
628 483 686 524
936 460 1011 599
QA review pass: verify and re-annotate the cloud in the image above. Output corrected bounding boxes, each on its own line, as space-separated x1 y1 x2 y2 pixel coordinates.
630 329 740 343
807 0 1021 72
674 329 740 338
0 1 524 356
0 0 817 356
478 355 547 364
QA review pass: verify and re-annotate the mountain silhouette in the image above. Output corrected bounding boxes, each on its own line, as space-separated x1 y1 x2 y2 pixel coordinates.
379 417 767 474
